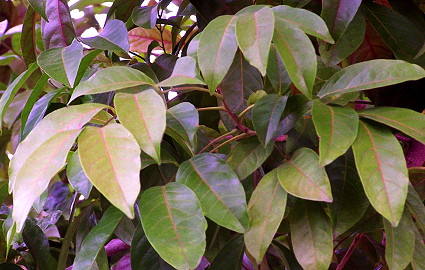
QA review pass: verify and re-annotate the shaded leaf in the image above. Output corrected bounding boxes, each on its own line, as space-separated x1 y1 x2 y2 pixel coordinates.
352 120 409 226
106 0 143 23
198 15 238 94
267 44 291 94
290 200 333 270
166 102 199 147
78 124 141 218
209 235 244 270
406 184 425 233
244 169 287 263
139 183 207 270
21 6 40 67
227 136 274 180
114 89 166 164
28 0 48 21
359 107 425 144
412 229 425 270
158 56 205 87
176 153 248 232
66 150 93 198
132 5 158 29
3 90 31 130
277 147 333 202
80 20 130 52
70 66 155 102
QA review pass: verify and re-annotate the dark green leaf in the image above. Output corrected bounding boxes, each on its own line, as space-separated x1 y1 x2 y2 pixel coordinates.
66 150 93 198
132 5 158 29
209 235 244 270
406 184 425 233
80 19 130 52
267 44 291 94
106 0 142 22
412 229 425 270
21 6 39 66
28 0 48 21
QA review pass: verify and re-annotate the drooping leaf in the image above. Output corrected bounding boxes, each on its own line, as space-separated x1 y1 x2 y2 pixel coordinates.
327 153 369 237
209 235 245 270
69 66 155 102
28 0 48 21
244 169 287 263
235 7 274 76
312 100 358 165
176 153 249 232
277 147 332 202
41 0 76 49
321 0 362 42
273 19 317 99
158 56 205 87
0 63 38 132
21 6 39 67
198 15 238 94
129 27 173 54
252 94 288 147
359 107 425 144
139 183 207 270
266 44 292 94
66 150 93 199
273 5 334 43
317 60 425 99
78 124 141 218
352 120 409 226
114 89 166 164
80 19 130 52
132 5 158 29
37 39 83 87
290 200 333 270
166 102 199 147
73 206 124 270
12 130 80 232
383 209 415 270
227 136 274 180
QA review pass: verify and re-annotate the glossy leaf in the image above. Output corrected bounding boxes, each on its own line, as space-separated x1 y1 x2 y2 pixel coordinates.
78 124 141 218
290 200 333 270
359 107 425 144
198 15 238 94
252 94 288 147
42 0 76 49
139 183 207 270
80 19 130 52
37 39 83 87
114 89 166 164
244 169 287 263
273 19 316 98
318 60 425 99
273 5 334 43
321 0 362 41
227 136 274 180
13 130 80 232
209 235 244 270
236 7 274 76
352 120 409 226
312 100 358 165
28 0 48 21
132 5 158 29
70 66 155 102
73 206 124 270
166 102 199 147
158 56 205 87
267 44 291 94
66 150 92 199
278 147 332 202
383 209 415 270
0 63 38 132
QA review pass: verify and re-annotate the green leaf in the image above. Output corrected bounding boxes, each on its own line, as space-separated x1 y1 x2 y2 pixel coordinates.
21 6 40 67
80 19 130 52
277 148 333 202
273 19 316 99
132 5 158 29
209 235 244 270
273 5 334 43
290 200 333 270
73 206 124 270
12 130 81 232
158 56 205 87
0 63 38 132
244 169 287 263
266 45 291 94
176 153 248 232
383 209 415 270
327 153 369 237
28 0 48 21
352 120 409 226
317 60 425 99
235 7 274 76
166 102 199 147
359 107 425 144
139 183 207 270
38 39 83 87
66 150 93 199
312 100 358 165
227 136 274 179
252 94 288 147
198 15 238 94
406 184 425 233
70 66 155 102
412 229 425 270
78 124 141 218
114 89 166 164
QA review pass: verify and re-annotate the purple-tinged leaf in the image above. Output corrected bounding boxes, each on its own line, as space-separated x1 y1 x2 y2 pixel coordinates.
80 20 130 53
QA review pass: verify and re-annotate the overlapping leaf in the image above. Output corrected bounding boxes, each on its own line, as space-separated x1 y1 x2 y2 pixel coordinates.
80 19 130 52
166 102 199 147
176 153 249 232
158 57 205 87
132 5 158 29
266 45 291 94
66 150 92 199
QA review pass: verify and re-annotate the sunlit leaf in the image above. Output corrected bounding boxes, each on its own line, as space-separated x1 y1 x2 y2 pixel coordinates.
166 102 199 148
80 19 130 52
129 27 173 54
158 57 205 87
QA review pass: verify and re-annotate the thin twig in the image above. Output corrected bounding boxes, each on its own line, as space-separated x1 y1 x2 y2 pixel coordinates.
198 129 240 154
210 133 247 153
197 106 225 112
